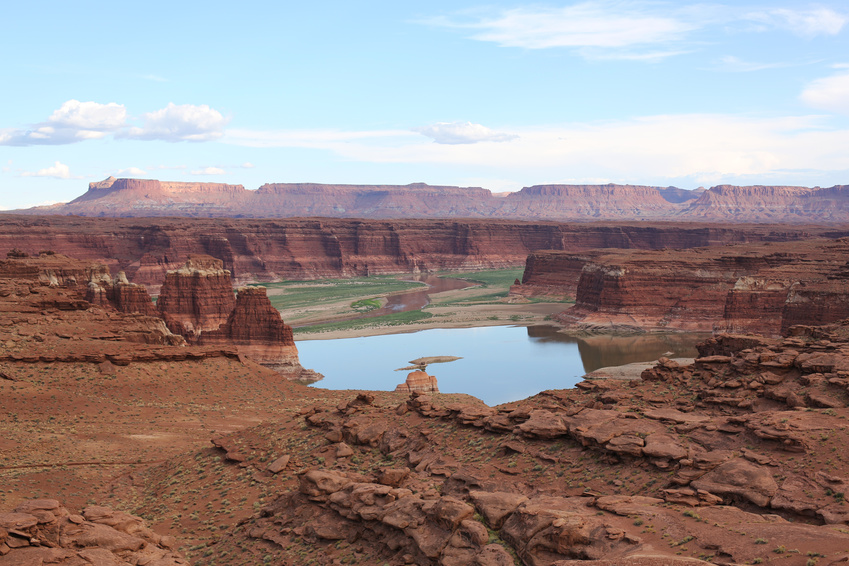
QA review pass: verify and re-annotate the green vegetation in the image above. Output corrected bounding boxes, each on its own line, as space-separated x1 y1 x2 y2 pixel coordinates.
439 268 525 287
350 298 382 313
434 268 572 307
293 310 433 335
430 268 523 307
254 276 425 312
254 268 569 331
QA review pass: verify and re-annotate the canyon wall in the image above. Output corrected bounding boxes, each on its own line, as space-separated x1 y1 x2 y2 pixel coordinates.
157 257 314 378
0 215 838 294
15 177 849 223
517 239 849 336
199 286 302 372
157 255 236 339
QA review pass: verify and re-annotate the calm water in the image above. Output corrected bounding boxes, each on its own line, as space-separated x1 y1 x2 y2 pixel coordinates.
299 325 706 406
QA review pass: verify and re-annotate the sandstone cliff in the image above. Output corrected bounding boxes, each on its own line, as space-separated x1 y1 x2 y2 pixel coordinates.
518 239 849 336
156 259 316 379
157 255 236 339
681 184 849 222
1 215 838 294
15 177 849 223
199 286 307 376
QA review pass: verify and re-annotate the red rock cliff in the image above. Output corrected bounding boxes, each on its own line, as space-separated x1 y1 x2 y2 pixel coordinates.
157 255 236 340
199 286 303 374
0 215 838 294
521 239 849 335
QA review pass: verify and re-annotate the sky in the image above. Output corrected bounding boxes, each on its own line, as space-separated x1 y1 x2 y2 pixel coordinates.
1 1 848 209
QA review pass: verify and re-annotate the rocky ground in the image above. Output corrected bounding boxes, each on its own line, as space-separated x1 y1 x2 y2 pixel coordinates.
7 253 849 564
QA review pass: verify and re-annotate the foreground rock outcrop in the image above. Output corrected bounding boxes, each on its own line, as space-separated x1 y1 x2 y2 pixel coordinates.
0 499 186 565
515 238 849 336
144 318 849 564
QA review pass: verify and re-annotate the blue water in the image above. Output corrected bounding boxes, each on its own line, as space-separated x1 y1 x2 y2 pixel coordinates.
298 325 704 406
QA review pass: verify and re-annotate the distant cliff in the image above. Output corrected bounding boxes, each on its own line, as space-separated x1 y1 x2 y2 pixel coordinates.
18 177 849 223
515 238 849 336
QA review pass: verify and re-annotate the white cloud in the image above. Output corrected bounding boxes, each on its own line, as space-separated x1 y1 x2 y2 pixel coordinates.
425 3 849 61
191 166 225 175
117 167 147 176
20 161 79 179
241 162 255 168
122 103 228 142
47 100 126 130
0 100 126 146
745 7 848 37
434 3 694 49
415 121 518 144
224 114 849 184
801 70 849 115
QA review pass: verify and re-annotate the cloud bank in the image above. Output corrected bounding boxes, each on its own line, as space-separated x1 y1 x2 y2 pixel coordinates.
1 101 227 146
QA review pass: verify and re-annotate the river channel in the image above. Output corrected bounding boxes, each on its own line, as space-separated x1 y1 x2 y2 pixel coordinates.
299 325 707 406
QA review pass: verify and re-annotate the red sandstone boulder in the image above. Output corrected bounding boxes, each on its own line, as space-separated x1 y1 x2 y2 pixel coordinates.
395 370 439 393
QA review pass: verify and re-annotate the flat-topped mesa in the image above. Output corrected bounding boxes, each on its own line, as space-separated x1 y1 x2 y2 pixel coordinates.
157 255 236 341
199 286 303 373
682 184 849 222
253 182 495 218
503 184 678 219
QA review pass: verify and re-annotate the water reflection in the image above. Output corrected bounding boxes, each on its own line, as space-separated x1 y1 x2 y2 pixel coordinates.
299 325 708 406
524 326 708 373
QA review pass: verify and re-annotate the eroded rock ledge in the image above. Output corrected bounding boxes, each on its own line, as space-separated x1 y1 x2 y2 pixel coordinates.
178 320 849 565
0 499 186 565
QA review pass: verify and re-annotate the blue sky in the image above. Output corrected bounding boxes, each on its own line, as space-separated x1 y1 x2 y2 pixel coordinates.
2 1 848 209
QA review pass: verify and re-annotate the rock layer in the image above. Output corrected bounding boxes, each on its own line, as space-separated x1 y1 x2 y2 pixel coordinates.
395 370 440 393
157 255 236 339
1 215 839 293
516 238 849 335
200 286 301 373
0 499 186 565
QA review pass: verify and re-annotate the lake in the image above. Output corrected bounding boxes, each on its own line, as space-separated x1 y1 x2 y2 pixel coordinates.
298 325 707 406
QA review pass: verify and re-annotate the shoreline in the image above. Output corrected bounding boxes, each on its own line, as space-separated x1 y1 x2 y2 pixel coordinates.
293 302 567 341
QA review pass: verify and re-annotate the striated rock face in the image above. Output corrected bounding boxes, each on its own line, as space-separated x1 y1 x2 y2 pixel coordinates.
0 499 186 565
0 215 838 294
681 184 849 222
86 270 157 316
200 286 301 372
394 370 439 393
18 177 849 223
520 239 849 335
157 255 236 339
